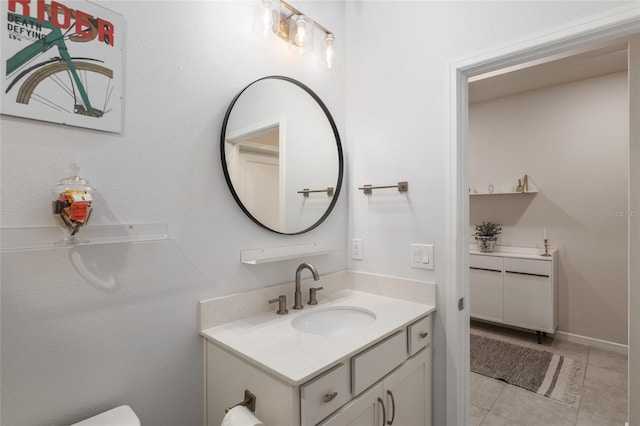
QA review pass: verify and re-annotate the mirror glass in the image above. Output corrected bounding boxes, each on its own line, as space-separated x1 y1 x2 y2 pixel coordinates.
221 76 343 234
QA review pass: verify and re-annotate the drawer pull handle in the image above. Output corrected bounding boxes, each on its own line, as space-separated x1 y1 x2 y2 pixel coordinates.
386 390 396 425
470 267 501 273
419 332 429 338
378 397 386 426
505 270 549 278
324 392 338 403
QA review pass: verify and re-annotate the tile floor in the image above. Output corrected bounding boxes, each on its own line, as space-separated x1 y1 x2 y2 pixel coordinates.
469 321 628 426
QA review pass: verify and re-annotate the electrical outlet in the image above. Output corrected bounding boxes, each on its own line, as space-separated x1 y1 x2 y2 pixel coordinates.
352 238 363 260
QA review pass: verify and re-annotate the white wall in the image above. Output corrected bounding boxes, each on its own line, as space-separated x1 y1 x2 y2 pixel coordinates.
469 72 629 345
344 2 632 425
0 1 346 425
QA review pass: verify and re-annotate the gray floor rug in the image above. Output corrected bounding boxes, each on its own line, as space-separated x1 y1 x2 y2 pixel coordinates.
470 334 584 405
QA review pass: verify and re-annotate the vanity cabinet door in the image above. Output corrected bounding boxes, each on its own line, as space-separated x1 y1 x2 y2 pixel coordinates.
469 255 504 322
383 349 430 426
320 350 431 426
319 383 383 426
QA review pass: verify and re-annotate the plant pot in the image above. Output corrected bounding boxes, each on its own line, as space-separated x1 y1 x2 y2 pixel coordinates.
475 236 497 252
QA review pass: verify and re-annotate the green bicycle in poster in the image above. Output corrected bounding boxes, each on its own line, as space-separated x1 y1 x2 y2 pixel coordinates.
2 0 123 133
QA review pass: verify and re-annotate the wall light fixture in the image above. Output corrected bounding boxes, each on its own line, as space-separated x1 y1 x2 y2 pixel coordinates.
254 0 336 69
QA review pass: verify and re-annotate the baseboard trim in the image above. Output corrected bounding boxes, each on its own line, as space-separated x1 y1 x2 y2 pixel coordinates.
554 330 628 354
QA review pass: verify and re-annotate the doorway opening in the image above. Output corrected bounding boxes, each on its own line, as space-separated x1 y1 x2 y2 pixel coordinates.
467 42 629 424
224 123 282 230
446 7 639 425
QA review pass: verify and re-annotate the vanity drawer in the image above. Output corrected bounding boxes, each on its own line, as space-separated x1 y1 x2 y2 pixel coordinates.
470 254 503 272
504 258 551 277
351 330 407 396
301 362 350 426
408 315 432 356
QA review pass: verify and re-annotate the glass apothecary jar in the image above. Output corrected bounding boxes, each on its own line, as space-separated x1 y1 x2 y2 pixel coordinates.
51 163 95 243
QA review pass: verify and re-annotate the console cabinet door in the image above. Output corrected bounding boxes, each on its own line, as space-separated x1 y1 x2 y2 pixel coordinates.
469 255 503 322
503 272 553 331
503 258 554 332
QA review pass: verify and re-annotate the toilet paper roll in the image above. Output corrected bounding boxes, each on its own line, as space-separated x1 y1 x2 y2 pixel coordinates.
221 406 264 426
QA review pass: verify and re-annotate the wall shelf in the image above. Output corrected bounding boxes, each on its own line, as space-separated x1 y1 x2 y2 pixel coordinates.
1 223 168 251
240 242 336 264
470 176 538 196
470 190 538 196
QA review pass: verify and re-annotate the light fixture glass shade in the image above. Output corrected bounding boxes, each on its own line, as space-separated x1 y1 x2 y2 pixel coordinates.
288 15 314 54
319 33 336 69
252 0 278 37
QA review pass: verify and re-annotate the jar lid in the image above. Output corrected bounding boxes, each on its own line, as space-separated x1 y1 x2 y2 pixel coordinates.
54 162 95 192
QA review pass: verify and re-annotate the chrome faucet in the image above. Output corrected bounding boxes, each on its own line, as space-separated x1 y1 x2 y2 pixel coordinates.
293 263 320 309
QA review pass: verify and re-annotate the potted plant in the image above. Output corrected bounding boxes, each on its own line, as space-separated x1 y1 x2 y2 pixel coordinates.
474 221 501 252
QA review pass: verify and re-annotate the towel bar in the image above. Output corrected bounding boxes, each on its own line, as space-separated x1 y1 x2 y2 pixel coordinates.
297 187 334 197
358 181 408 195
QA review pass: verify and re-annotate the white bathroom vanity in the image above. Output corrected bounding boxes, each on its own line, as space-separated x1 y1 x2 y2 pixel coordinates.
201 284 435 426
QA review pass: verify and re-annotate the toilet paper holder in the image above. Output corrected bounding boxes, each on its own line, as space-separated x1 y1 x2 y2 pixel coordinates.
225 390 256 413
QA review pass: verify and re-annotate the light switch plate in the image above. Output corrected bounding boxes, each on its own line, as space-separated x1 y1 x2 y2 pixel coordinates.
410 244 434 270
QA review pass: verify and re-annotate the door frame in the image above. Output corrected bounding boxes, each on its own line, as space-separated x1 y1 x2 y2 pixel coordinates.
446 4 640 425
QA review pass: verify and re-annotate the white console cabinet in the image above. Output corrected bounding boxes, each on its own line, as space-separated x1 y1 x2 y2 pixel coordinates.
206 315 432 426
470 249 557 341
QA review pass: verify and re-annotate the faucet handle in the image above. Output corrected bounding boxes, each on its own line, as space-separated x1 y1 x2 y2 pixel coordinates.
308 286 324 305
269 295 289 315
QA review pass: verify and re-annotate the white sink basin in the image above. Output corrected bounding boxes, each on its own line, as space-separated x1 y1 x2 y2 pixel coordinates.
291 306 376 336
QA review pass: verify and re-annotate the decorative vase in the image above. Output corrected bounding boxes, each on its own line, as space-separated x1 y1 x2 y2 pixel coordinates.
475 236 497 252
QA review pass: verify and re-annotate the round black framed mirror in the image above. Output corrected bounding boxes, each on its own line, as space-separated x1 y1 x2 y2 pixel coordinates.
220 76 343 235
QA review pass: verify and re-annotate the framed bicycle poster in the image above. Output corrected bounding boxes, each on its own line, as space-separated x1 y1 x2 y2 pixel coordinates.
1 0 124 133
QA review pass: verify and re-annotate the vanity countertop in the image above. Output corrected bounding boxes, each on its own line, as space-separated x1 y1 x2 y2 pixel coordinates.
200 289 435 386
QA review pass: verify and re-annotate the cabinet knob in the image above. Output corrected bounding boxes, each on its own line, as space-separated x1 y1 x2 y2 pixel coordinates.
419 332 429 338
324 391 338 403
